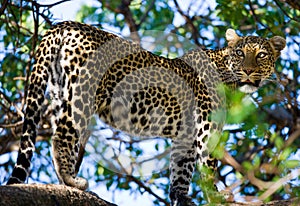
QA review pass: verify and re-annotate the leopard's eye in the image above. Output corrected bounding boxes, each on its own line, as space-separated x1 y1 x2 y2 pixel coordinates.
257 52 267 58
235 49 244 57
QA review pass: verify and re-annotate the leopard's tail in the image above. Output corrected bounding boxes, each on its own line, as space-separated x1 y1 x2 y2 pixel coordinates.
6 54 50 185
7 67 49 185
6 24 62 185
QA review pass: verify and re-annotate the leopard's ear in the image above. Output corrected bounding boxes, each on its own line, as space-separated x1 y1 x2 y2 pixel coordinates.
269 36 286 60
225 29 240 47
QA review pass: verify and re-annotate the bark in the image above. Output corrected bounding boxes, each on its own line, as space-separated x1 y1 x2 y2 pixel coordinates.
0 184 117 206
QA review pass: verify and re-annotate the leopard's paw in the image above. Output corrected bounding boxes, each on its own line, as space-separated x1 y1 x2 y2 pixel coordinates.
63 175 88 190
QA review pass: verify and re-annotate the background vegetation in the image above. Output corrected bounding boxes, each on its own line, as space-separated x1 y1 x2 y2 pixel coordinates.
0 0 299 205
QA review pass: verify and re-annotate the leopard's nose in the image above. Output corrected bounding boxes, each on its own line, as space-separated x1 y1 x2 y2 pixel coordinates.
244 69 254 75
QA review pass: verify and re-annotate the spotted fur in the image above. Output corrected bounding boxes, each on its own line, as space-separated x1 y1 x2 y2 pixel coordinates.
7 21 286 205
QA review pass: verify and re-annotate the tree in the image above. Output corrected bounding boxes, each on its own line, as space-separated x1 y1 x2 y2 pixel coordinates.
0 0 299 205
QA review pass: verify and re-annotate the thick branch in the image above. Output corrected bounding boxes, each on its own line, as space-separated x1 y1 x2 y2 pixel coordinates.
0 184 117 206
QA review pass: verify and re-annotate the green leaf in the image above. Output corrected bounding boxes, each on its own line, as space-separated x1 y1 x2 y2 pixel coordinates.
242 161 253 171
253 155 261 169
275 137 284 150
283 160 300 169
278 148 292 160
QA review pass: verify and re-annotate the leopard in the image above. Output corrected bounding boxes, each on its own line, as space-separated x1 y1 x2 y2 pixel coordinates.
7 21 286 206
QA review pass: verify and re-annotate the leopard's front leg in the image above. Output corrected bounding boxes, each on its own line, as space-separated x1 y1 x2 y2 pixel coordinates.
197 153 222 203
169 138 197 206
196 121 230 203
169 119 228 205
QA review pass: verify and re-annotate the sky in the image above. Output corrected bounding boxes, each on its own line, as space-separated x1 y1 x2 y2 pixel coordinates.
48 0 84 20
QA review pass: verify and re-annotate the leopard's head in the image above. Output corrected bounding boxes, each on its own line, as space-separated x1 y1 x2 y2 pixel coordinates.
225 29 286 93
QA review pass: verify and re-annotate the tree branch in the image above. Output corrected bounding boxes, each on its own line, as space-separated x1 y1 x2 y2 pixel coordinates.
128 175 170 206
283 0 300 10
0 184 117 206
100 0 140 42
258 168 300 201
36 0 71 8
274 0 300 21
0 0 8 16
173 0 202 47
222 151 300 201
137 0 155 28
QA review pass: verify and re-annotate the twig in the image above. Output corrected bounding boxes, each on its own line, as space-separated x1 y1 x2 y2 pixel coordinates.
0 0 8 16
137 147 170 165
259 168 300 200
0 121 23 128
0 19 33 34
137 0 155 28
36 0 71 8
173 0 202 47
284 129 300 148
247 0 272 33
128 175 170 206
222 151 275 190
274 0 300 22
100 0 140 43
0 91 24 119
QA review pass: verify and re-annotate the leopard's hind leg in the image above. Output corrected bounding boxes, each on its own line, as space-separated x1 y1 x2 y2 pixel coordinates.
51 106 89 190
50 62 95 190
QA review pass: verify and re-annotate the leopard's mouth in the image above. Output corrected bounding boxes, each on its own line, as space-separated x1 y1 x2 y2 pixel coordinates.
239 79 261 88
238 79 261 93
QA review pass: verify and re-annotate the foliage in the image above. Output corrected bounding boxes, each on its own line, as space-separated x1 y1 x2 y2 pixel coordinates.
0 0 299 205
